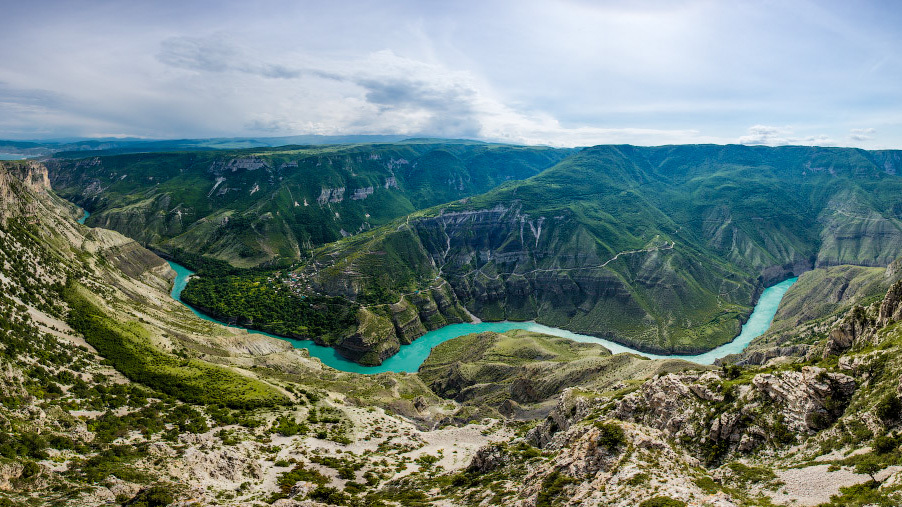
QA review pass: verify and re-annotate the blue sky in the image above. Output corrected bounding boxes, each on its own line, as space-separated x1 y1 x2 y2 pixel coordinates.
1 0 900 147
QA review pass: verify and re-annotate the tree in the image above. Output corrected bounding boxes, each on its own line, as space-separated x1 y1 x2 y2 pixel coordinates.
855 454 884 483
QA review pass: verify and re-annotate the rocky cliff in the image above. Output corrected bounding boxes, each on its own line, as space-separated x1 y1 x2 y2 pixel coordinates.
445 279 902 505
46 143 570 267
291 145 902 360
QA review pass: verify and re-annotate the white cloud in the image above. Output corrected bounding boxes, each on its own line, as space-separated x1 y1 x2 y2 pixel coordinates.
737 125 836 147
1 1 901 147
849 127 876 141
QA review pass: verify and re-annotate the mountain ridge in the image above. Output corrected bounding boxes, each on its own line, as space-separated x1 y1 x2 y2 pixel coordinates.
43 143 902 362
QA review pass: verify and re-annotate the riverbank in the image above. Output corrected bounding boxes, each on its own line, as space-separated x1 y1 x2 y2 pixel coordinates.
166 259 796 374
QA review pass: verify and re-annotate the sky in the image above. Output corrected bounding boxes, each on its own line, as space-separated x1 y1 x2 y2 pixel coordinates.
1 0 901 148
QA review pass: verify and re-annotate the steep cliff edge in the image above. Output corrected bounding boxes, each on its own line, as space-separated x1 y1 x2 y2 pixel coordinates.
728 259 902 366
439 280 902 506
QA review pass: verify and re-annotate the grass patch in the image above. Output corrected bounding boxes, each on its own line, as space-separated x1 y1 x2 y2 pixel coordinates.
63 282 286 409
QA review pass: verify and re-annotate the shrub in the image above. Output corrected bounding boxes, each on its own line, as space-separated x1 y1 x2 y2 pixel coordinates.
873 434 899 455
536 471 577 507
277 465 329 495
308 486 351 505
20 461 41 479
123 486 174 507
271 415 308 437
721 364 742 380
823 481 895 506
639 497 687 507
727 462 776 484
594 421 627 453
876 394 902 424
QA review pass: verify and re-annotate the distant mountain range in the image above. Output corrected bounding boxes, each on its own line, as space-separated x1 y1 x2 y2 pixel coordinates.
0 134 429 158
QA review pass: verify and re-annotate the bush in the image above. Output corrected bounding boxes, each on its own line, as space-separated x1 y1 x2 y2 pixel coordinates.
123 486 174 507
271 416 308 437
20 461 41 479
876 394 902 424
873 434 899 455
594 421 627 453
639 497 687 507
721 364 742 380
536 471 577 507
308 486 351 505
727 462 776 484
277 465 329 495
823 481 895 506
0 432 47 460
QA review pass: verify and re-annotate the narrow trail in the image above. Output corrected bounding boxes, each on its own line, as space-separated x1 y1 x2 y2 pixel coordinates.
453 241 676 282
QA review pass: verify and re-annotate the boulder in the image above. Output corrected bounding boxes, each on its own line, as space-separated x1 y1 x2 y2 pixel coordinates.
825 306 873 356
468 443 510 473
752 367 856 432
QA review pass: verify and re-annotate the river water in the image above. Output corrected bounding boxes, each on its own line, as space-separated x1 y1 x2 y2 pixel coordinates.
166 261 795 373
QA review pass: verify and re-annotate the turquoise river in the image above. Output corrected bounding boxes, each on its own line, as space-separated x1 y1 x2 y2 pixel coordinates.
166 260 796 374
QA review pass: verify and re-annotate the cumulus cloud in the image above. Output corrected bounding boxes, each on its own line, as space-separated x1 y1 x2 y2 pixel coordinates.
344 52 485 138
737 125 836 147
161 42 716 146
849 127 876 141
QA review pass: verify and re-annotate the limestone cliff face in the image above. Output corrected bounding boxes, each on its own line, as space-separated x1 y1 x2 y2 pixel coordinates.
388 299 427 344
337 286 469 364
86 193 189 247
81 227 176 293
826 306 876 356
818 277 902 358
335 308 400 365
878 280 902 327
817 210 902 268
309 202 757 354
45 145 570 268
607 366 856 461
0 161 52 222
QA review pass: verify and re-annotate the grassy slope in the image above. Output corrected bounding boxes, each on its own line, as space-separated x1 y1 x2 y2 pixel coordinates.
417 329 703 412
63 283 286 409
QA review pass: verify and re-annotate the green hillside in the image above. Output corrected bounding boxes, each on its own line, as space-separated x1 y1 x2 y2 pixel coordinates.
47 142 571 267
266 144 902 360
51 143 902 363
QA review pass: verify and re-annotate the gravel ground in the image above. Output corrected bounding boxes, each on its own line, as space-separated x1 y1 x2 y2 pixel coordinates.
766 464 902 505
